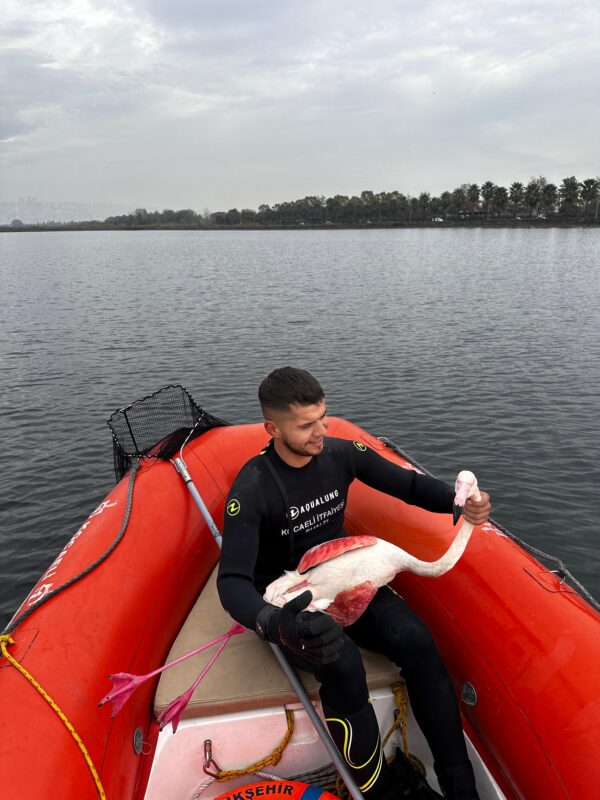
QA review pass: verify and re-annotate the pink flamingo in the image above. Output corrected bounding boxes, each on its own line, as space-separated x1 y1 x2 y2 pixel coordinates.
264 470 481 626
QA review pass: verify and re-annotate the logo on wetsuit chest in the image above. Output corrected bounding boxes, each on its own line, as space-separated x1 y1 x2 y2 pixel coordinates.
353 441 367 451
281 489 343 536
289 489 339 520
227 499 241 516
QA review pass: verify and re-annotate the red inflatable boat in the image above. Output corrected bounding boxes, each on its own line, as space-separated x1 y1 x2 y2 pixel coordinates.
1 408 598 800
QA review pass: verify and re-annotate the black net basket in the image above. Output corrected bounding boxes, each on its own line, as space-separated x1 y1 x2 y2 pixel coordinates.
107 384 229 482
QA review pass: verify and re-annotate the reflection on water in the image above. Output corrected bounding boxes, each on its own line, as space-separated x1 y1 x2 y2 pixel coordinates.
1 228 599 625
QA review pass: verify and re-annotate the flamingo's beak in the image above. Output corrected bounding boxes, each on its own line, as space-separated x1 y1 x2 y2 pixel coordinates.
453 504 463 526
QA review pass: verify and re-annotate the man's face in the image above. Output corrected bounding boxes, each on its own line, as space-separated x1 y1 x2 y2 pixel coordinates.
267 399 329 459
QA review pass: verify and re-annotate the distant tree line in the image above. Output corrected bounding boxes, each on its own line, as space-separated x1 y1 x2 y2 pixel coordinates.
104 207 204 226
103 175 600 228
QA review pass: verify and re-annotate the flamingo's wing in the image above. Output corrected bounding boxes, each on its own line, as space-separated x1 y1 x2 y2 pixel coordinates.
325 581 379 626
297 535 378 574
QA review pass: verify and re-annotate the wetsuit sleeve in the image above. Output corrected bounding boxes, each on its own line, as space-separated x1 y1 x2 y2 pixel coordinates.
347 441 454 513
217 461 270 630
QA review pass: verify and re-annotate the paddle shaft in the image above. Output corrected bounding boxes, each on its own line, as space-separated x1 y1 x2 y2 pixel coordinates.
172 457 365 800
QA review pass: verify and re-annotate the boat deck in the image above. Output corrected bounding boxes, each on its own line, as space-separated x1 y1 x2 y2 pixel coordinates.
146 569 505 800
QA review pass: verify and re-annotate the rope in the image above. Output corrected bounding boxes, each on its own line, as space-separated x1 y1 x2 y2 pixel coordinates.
208 708 295 782
379 436 600 613
383 683 426 777
191 771 281 800
382 682 409 750
0 634 106 799
3 459 141 636
199 685 423 798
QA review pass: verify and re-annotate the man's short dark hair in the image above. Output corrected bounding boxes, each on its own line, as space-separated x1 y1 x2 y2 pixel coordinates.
259 367 324 415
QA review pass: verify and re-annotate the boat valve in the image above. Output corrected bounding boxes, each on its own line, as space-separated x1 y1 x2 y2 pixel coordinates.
203 739 222 777
461 682 477 706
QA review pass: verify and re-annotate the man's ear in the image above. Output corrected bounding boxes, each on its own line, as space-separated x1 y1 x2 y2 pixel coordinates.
264 419 278 438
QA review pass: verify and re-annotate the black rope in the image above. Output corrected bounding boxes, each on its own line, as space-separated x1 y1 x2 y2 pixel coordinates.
378 436 600 613
3 459 141 636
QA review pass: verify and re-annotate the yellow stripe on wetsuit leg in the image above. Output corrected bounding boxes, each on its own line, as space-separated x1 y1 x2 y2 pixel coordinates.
325 714 383 791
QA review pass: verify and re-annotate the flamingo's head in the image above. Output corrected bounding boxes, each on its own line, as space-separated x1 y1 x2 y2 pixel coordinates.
453 470 478 525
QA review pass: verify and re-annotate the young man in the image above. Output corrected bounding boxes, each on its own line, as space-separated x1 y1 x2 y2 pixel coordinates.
217 367 491 800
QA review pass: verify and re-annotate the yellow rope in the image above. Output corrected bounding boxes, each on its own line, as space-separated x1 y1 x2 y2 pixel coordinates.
0 634 107 799
213 708 295 782
384 682 426 777
383 682 409 750
206 682 426 795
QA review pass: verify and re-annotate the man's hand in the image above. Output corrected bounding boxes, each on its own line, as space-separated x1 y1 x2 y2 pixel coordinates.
463 491 491 526
255 590 344 666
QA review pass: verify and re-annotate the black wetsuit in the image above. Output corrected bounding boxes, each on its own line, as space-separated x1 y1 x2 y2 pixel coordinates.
217 436 454 626
217 437 478 799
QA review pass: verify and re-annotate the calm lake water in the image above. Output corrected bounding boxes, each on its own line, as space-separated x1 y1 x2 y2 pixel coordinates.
1 228 599 627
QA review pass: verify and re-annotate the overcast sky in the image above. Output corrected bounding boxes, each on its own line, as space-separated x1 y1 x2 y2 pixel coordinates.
2 0 599 213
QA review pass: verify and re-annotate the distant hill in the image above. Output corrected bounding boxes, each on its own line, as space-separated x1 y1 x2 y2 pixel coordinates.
0 197 129 225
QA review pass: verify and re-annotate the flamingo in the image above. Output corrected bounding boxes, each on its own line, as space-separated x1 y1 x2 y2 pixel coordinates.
264 470 481 626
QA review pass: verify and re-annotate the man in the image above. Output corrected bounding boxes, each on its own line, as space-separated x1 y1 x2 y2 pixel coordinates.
218 367 491 800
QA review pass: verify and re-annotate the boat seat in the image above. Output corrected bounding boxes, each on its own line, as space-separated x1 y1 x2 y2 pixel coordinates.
155 566 402 720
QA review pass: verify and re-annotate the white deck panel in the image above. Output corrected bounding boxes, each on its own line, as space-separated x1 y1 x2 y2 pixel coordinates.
144 687 506 800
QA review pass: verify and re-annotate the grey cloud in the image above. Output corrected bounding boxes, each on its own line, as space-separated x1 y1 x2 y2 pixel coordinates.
1 0 599 209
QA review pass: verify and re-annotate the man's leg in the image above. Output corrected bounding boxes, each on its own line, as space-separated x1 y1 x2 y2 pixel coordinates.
283 634 394 798
346 587 479 800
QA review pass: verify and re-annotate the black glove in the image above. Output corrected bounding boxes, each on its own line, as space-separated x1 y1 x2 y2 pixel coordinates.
255 590 344 666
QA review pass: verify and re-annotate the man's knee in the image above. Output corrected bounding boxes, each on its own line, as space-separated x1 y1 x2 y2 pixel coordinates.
321 635 366 683
389 620 447 683
404 622 437 659
317 635 369 713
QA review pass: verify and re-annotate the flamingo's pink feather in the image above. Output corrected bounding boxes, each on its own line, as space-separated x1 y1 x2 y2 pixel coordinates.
325 580 379 626
297 535 378 574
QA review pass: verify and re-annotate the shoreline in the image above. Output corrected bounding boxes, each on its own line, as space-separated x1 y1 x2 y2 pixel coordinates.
1 219 599 233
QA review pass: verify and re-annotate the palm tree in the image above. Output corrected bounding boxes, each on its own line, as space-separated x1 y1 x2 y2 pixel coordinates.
450 187 467 216
580 178 599 218
524 180 541 218
480 181 496 218
509 182 524 216
559 177 582 216
417 192 431 221
540 183 558 217
467 184 480 214
494 186 509 215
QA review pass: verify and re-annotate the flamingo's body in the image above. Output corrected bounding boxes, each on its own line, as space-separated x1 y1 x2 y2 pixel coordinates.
264 470 481 625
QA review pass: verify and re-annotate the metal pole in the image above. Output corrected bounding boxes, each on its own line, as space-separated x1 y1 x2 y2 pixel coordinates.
173 457 222 547
269 644 364 800
171 456 364 800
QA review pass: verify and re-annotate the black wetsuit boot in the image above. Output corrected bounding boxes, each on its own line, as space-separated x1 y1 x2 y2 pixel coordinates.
434 762 480 800
324 700 394 798
407 675 480 800
324 701 445 799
